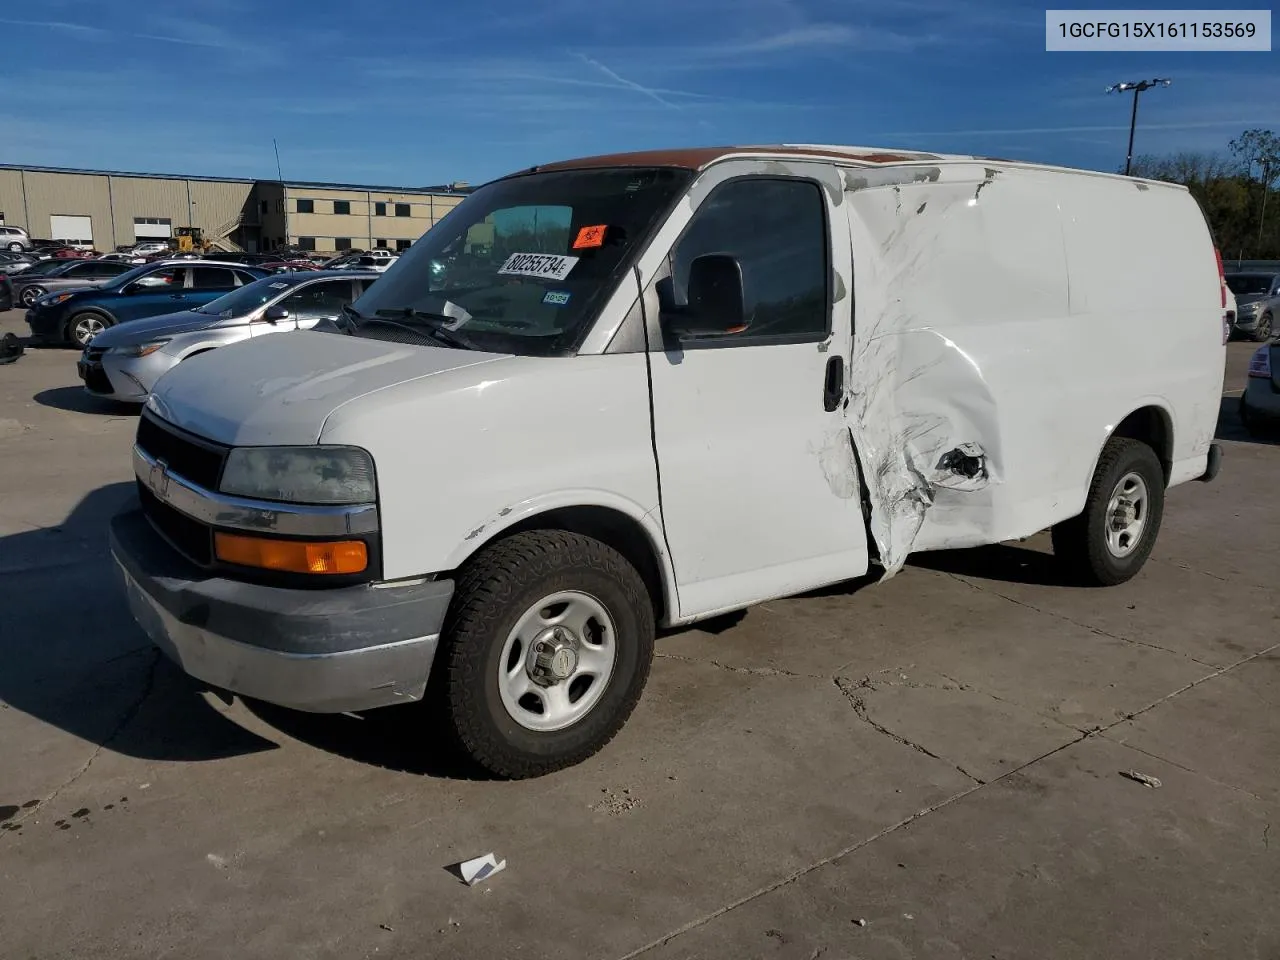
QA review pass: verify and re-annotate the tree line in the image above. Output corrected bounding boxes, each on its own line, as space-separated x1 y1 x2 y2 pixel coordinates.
1128 129 1280 260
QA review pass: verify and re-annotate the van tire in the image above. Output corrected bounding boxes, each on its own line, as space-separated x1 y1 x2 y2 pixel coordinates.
436 530 655 779
1051 437 1165 586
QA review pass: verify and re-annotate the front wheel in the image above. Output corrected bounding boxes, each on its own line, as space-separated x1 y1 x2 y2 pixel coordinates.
20 285 44 306
436 530 655 779
1051 437 1165 586
68 312 111 347
1252 313 1273 342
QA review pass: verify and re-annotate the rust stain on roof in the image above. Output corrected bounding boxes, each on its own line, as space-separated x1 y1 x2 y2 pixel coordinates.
517 145 938 176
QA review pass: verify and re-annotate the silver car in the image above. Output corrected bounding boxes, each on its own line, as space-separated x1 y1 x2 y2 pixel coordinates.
1225 272 1280 342
78 271 376 402
0 225 32 252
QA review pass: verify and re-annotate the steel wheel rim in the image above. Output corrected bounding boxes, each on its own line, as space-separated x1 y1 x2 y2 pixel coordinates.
1105 471 1148 558
497 590 618 733
74 316 105 345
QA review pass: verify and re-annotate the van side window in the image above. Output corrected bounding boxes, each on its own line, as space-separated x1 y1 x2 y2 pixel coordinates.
670 178 829 343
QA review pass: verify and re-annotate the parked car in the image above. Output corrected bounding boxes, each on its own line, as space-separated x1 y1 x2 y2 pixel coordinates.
25 260 268 346
196 252 279 267
1240 341 1280 435
98 253 148 264
12 257 137 307
129 241 174 259
0 251 38 275
1224 272 1280 341
0 225 32 252
352 254 398 273
78 271 378 402
108 145 1226 779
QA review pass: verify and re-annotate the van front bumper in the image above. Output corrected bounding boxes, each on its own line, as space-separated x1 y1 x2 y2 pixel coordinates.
110 509 454 714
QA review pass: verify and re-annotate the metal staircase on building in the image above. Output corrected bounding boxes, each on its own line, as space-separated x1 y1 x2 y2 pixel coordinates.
207 213 246 253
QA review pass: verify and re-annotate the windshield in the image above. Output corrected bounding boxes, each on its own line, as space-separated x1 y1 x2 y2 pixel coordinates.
195 275 295 315
1225 274 1273 296
349 167 692 356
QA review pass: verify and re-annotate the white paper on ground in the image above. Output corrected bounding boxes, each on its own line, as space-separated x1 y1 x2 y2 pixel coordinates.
459 853 507 885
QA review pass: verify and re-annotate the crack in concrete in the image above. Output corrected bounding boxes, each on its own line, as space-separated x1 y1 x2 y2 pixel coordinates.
612 730 1091 960
935 569 1218 668
654 652 824 680
1264 823 1271 850
1102 737 1266 802
613 639 1280 960
2 649 160 836
834 676 984 785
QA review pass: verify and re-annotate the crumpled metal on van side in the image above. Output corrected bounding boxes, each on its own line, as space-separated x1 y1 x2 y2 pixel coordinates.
842 165 1003 577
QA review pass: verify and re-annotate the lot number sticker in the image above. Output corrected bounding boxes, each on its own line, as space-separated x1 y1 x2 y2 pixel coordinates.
497 252 579 281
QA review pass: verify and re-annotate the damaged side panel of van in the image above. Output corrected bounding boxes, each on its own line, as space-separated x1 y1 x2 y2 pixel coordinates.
842 163 1071 575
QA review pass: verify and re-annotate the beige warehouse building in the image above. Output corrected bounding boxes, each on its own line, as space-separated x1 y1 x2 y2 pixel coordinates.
0 163 471 255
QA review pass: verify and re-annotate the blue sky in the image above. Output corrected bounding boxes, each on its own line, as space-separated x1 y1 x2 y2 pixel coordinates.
2 0 1276 187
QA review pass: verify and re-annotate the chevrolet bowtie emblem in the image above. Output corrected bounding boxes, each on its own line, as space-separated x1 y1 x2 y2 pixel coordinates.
150 459 170 499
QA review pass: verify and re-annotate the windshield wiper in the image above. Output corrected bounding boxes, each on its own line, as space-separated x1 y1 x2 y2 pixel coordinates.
371 306 477 350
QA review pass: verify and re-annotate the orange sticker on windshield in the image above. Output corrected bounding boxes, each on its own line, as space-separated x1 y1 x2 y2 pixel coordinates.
572 225 607 249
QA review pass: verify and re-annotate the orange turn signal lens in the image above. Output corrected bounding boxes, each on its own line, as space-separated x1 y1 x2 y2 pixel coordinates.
214 533 368 575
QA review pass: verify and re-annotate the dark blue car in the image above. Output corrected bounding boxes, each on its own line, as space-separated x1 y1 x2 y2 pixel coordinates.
26 260 269 346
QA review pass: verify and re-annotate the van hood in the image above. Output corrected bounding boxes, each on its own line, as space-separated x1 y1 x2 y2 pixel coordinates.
89 310 218 348
146 331 503 446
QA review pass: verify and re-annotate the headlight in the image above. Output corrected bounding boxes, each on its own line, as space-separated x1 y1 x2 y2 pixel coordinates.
44 292 76 306
110 338 170 358
220 446 376 504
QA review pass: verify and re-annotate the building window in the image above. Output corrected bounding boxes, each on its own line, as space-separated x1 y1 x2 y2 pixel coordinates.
396 238 412 251
296 199 314 214
133 216 173 241
335 237 352 251
375 238 388 249
374 202 387 217
394 203 410 218
260 200 269 214
333 200 350 216
297 237 316 251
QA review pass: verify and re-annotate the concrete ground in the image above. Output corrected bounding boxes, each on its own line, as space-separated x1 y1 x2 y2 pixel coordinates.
0 310 1275 960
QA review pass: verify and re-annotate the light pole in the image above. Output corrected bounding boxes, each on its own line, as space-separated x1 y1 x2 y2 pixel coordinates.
1105 78 1171 176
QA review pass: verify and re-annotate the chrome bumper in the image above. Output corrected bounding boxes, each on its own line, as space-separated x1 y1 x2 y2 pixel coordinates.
111 509 453 714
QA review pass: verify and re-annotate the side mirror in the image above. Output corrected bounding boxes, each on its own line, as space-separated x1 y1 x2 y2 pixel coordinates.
262 305 290 323
663 254 747 338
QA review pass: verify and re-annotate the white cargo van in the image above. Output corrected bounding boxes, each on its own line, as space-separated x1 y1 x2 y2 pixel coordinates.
112 145 1227 778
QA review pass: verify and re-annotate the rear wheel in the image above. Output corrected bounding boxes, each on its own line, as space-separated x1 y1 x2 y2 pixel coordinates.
6 242 22 253
68 312 111 347
1051 437 1165 586
1252 312 1273 342
436 530 655 779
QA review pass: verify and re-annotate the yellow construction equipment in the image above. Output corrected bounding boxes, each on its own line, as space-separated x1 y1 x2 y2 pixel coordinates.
173 227 212 254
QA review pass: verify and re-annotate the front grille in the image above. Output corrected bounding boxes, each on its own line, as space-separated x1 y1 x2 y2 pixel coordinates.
136 412 227 491
138 484 212 565
83 365 113 394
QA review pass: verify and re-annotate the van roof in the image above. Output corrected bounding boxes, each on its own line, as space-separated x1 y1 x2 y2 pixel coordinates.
513 144 1184 189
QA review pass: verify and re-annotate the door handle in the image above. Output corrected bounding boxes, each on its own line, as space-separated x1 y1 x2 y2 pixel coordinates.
169 293 185 299
823 355 844 412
